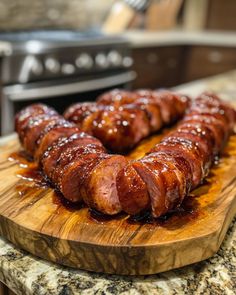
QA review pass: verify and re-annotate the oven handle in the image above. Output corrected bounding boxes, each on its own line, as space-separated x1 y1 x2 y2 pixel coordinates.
4 71 136 101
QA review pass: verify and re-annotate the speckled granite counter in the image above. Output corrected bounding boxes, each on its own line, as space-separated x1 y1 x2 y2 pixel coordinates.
0 71 236 295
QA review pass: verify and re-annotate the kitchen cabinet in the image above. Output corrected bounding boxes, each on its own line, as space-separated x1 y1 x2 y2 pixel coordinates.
131 46 184 89
182 46 236 82
0 282 15 295
131 45 236 89
206 0 236 31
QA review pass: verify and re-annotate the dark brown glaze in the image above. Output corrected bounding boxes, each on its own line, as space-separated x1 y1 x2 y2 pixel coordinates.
144 157 183 209
183 115 227 150
166 132 211 174
177 122 217 155
59 153 105 203
15 104 57 143
55 143 105 170
16 166 48 188
22 114 62 156
142 90 190 121
136 90 190 124
145 152 190 197
52 143 106 184
40 136 72 178
89 209 126 223
14 91 236 220
188 108 229 132
150 151 192 193
153 139 203 187
27 116 68 156
116 164 150 215
133 155 188 218
8 150 33 167
81 111 100 135
35 125 81 162
97 89 138 107
132 97 163 132
36 118 72 147
87 107 150 153
127 89 172 125
127 194 199 226
194 92 236 129
130 92 235 218
15 103 133 212
52 190 85 212
41 133 99 180
63 102 99 127
153 92 181 123
65 90 189 153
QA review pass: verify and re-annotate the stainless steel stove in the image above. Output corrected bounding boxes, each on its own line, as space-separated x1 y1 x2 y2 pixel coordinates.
0 30 134 135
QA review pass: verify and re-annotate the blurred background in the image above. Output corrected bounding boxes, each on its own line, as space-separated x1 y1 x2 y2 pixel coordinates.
0 0 236 134
0 0 235 32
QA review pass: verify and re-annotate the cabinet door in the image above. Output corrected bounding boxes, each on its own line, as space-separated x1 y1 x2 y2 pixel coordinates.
206 0 236 31
183 46 236 82
131 46 183 89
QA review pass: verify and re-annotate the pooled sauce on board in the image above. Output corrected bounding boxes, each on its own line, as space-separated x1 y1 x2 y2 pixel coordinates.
9 151 48 187
89 209 126 223
52 190 85 212
8 132 236 225
8 150 33 167
16 166 48 187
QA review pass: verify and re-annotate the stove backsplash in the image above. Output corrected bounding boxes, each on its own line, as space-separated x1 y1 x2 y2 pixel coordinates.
0 0 114 31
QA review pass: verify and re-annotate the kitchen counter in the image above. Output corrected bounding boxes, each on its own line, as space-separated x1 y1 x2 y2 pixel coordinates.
125 30 236 48
1 30 236 55
0 71 236 295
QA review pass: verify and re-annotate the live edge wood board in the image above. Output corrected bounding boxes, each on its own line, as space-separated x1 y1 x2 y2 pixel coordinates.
0 131 236 275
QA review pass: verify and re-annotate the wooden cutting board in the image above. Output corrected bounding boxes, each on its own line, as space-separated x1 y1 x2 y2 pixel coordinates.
0 131 236 275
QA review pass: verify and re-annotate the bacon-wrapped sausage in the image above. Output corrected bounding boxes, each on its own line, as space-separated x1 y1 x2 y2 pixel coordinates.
63 102 99 128
118 92 236 217
15 104 57 145
15 103 128 215
64 89 190 152
15 92 236 219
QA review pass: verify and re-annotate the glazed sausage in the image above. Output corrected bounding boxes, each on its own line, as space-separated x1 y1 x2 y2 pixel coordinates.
64 89 190 152
124 92 236 217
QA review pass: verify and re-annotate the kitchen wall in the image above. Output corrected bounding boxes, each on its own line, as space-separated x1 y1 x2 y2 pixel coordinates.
0 0 114 31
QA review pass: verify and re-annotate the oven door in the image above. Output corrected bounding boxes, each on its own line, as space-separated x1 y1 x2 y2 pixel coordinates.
1 71 136 135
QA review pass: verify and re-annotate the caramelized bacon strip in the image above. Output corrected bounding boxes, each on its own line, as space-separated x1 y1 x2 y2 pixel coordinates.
15 92 236 219
127 92 236 217
15 103 128 215
64 89 190 152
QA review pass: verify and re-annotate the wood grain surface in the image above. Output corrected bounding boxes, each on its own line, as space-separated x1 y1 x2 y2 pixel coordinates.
0 131 236 275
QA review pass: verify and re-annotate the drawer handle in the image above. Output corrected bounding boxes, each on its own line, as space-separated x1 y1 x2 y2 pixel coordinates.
167 58 177 68
208 51 223 63
147 53 159 64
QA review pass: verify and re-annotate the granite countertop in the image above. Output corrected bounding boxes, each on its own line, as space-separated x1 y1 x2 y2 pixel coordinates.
0 71 236 295
125 30 236 48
